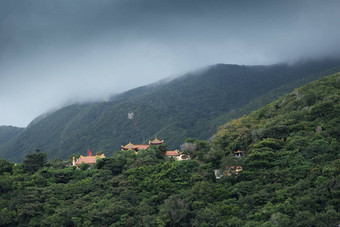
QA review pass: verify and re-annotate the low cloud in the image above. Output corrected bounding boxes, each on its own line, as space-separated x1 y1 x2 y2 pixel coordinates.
1 0 340 126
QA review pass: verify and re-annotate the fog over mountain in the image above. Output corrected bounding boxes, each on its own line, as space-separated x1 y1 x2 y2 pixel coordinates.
1 0 340 127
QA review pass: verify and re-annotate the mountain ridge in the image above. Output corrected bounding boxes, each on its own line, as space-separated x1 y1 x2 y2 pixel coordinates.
1 59 340 162
0 126 24 148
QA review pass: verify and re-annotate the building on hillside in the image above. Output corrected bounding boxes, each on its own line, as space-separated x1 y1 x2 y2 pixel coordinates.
165 149 180 158
226 165 243 176
149 137 164 145
121 137 164 152
214 165 243 179
121 142 150 151
73 154 105 169
136 144 150 150
121 137 187 160
164 149 188 161
234 150 243 158
121 142 138 151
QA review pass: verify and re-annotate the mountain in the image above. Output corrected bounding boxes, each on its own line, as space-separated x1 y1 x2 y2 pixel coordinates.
204 72 340 226
213 71 340 163
0 126 24 147
1 59 340 162
0 72 339 226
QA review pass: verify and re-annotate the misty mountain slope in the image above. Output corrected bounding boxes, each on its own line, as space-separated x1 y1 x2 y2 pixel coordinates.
1 59 340 162
0 126 24 147
204 64 340 136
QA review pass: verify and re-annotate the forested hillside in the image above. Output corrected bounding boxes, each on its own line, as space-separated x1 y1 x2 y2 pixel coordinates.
0 72 339 226
1 59 340 162
0 126 23 147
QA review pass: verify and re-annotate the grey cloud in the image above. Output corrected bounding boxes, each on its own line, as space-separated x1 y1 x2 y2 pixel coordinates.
0 0 340 126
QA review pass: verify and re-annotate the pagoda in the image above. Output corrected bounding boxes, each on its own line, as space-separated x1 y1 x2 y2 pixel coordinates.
234 150 243 158
121 142 139 151
121 142 150 151
121 137 164 152
149 137 164 145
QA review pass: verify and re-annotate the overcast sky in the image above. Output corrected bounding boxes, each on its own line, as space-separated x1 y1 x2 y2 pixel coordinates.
1 0 340 127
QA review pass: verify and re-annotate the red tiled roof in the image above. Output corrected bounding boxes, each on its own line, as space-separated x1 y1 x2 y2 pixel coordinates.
165 150 180 156
75 156 97 165
137 145 150 150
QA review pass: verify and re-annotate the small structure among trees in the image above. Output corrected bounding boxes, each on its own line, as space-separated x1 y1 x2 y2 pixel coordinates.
234 150 243 158
73 154 105 169
225 165 243 176
121 137 189 160
121 137 165 152
164 149 188 160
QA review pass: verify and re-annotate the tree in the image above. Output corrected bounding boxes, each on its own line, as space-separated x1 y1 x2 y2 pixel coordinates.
0 159 14 174
22 151 47 173
158 195 190 226
181 142 197 158
79 162 90 170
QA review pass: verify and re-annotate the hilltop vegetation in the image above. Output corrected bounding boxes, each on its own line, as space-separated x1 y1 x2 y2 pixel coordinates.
1 59 340 163
0 72 339 226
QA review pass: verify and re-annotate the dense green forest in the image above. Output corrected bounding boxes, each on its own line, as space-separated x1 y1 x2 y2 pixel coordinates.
0 73 339 226
1 59 340 163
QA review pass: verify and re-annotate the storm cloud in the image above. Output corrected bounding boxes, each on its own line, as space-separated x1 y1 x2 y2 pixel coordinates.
1 0 340 126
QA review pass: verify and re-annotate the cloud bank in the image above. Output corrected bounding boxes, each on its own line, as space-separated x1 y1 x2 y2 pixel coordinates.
1 0 340 126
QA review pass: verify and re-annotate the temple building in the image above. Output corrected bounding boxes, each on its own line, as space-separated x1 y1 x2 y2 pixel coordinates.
121 137 187 160
121 142 139 151
73 154 105 169
121 142 150 151
121 137 164 152
165 149 180 158
149 137 164 145
164 149 188 161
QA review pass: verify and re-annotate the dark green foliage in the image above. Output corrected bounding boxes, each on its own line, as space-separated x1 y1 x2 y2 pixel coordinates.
0 159 14 174
210 72 340 225
79 162 90 170
96 150 136 175
22 151 47 174
2 60 340 163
